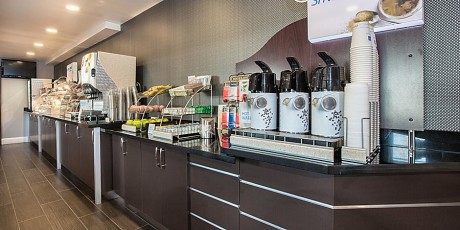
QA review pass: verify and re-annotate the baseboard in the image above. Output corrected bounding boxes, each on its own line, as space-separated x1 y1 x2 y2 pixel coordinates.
1 136 29 145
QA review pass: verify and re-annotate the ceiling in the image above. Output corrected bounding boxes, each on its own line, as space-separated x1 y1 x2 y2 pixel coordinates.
0 0 163 64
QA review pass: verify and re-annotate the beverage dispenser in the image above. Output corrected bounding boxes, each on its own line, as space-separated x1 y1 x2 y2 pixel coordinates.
249 61 278 130
279 57 309 133
311 52 346 137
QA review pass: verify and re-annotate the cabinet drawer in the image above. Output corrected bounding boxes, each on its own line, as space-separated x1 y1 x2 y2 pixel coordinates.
190 214 221 230
240 159 334 205
240 182 333 230
190 189 239 230
240 214 278 230
190 154 239 174
189 162 239 204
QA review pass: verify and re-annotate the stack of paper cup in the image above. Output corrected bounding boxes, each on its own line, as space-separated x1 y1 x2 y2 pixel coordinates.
344 83 369 152
349 21 380 157
350 22 374 91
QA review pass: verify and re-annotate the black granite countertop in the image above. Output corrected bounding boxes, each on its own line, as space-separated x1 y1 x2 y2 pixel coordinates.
223 147 460 175
104 129 236 164
103 128 460 175
26 112 123 129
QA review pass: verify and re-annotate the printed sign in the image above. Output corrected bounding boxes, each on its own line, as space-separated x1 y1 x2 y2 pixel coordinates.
308 0 424 43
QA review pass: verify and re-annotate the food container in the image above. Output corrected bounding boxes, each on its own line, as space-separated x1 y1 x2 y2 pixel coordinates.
200 117 215 139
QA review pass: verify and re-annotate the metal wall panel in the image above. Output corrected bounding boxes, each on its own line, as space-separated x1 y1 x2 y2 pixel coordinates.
423 1 460 132
54 0 308 107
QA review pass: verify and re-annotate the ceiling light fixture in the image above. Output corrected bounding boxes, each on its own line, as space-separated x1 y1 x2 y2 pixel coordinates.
46 28 58 33
34 42 44 47
66 4 80 11
295 0 308 2
26 51 35 55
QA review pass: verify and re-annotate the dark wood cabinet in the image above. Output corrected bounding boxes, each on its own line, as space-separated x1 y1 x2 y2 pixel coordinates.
140 141 188 230
40 117 48 153
100 132 113 195
59 122 94 189
112 135 142 209
124 137 142 209
41 118 57 159
140 142 163 222
159 145 188 230
79 127 94 189
48 119 57 159
59 122 70 168
28 114 36 145
67 124 80 176
189 155 240 230
112 135 125 198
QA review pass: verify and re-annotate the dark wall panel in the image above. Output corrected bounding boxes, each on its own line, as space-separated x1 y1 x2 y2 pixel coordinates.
55 0 308 106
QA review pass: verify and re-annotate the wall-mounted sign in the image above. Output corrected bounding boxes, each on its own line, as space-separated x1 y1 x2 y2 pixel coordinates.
308 0 424 43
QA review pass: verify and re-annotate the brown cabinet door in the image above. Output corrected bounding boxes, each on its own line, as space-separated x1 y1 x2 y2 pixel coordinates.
112 135 125 197
41 117 48 153
67 124 81 176
31 116 38 144
60 122 70 169
162 147 188 230
124 137 142 209
79 127 94 189
51 120 57 159
100 132 113 194
140 141 163 223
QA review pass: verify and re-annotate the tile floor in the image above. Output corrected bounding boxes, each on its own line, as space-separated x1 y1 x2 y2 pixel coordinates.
0 143 155 230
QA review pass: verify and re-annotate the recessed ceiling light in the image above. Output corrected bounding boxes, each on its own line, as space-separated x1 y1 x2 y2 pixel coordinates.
34 42 44 47
66 4 80 11
26 52 35 56
46 28 58 33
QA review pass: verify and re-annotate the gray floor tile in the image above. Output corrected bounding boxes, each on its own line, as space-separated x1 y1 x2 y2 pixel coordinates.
97 200 147 230
0 170 5 184
80 211 121 230
18 215 53 230
17 159 36 170
0 183 12 206
46 173 75 192
60 188 98 217
0 204 19 230
0 155 17 167
30 181 61 204
11 191 44 222
23 168 47 184
42 200 86 230
35 161 57 176
7 176 30 195
3 164 22 178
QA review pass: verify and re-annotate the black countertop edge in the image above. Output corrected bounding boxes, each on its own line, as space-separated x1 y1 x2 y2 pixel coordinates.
103 129 236 164
27 112 123 129
222 147 460 175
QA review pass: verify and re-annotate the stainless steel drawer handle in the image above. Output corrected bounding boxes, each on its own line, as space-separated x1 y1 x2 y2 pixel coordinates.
76 126 81 139
155 147 160 167
160 148 166 169
121 138 127 156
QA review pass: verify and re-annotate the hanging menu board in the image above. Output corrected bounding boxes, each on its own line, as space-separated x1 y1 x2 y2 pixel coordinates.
308 0 424 43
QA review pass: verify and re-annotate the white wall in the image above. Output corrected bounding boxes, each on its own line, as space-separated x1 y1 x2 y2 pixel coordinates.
1 78 28 144
0 61 54 144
